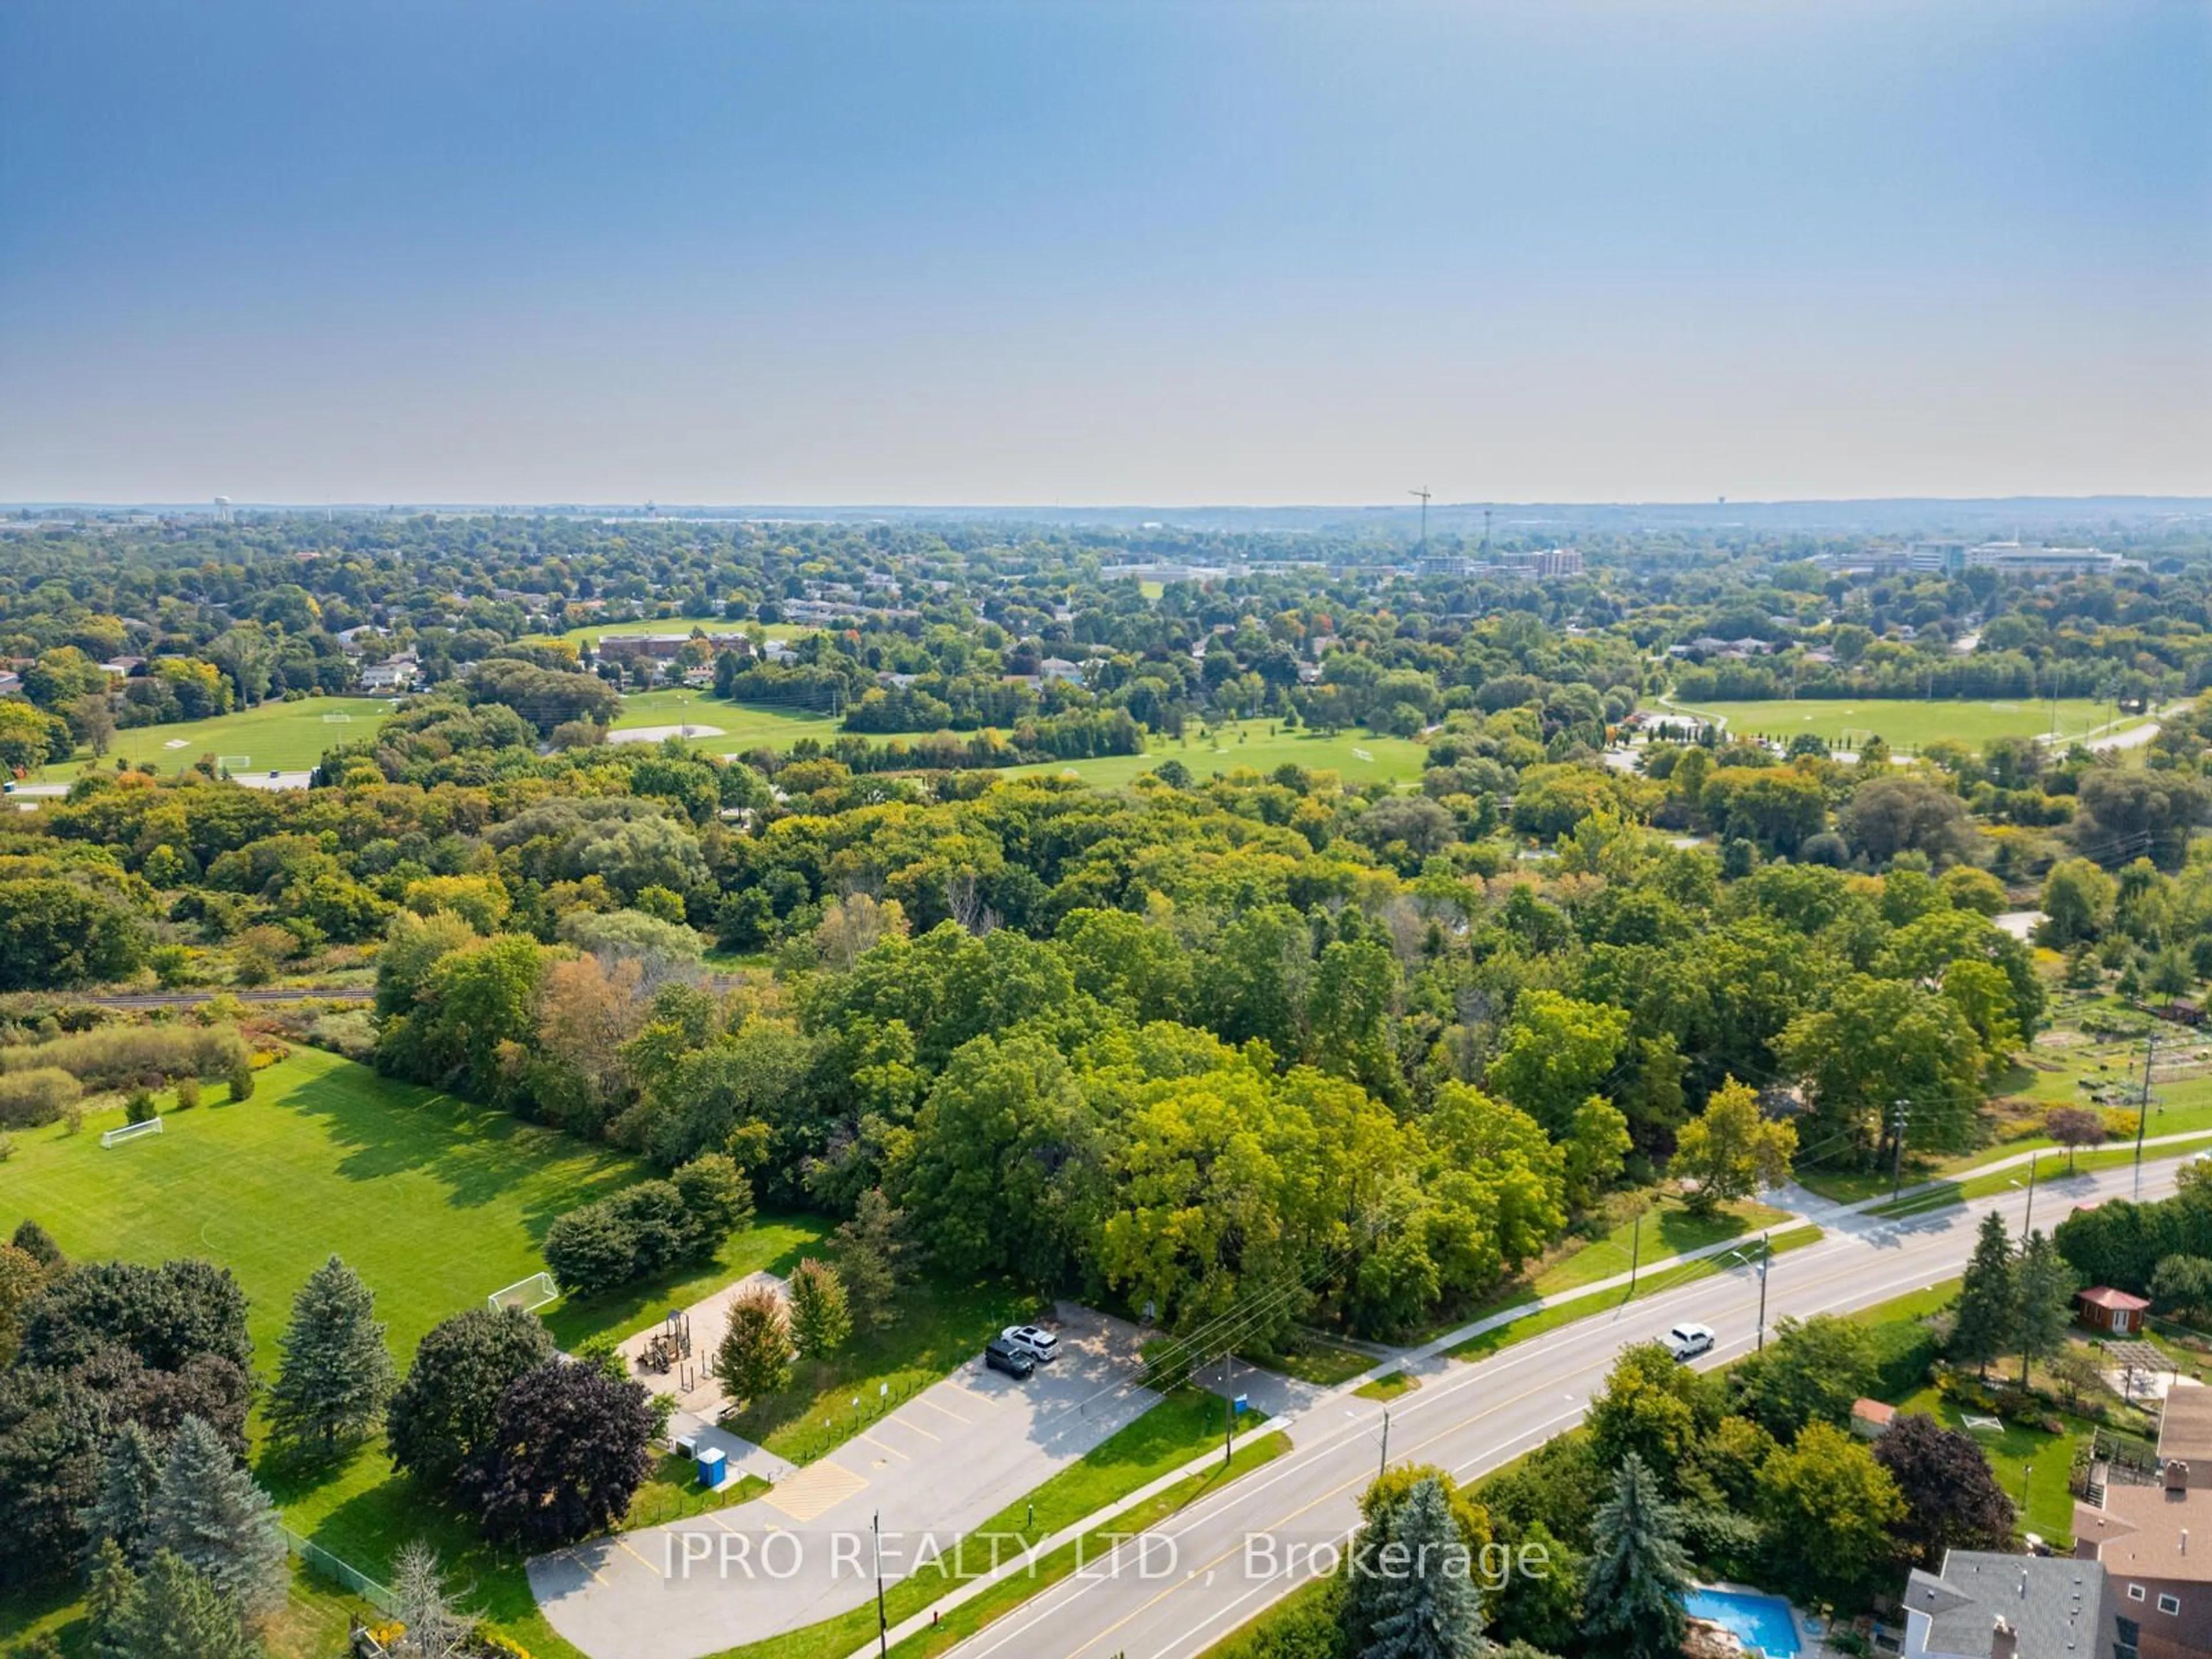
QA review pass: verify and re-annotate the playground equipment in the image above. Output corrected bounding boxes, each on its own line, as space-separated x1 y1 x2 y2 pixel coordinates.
639 1308 693 1374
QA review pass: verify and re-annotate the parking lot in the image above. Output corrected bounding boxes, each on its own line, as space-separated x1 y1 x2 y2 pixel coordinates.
529 1306 1159 1659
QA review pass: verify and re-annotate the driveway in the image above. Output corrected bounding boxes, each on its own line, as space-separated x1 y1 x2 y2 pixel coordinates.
529 1306 1159 1659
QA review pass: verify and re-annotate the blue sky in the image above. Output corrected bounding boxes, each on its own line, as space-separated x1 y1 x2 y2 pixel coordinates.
2 1 2206 504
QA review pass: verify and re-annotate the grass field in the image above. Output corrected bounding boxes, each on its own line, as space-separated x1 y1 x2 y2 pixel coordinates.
26 695 399 782
527 615 815 647
3 1044 824 1365
1008 725 1429 788
606 687 840 749
1653 694 2146 753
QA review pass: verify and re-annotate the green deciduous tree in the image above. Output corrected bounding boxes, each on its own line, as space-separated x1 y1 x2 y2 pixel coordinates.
1778 974 1986 1159
386 1306 557 1492
267 1255 396 1456
716 1284 794 1407
1726 1314 1876 1441
1486 993 1628 1139
1669 1078 1797 1215
1755 1420 1904 1603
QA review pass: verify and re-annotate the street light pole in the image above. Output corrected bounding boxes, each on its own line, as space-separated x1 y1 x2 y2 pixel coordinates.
1628 1209 1642 1294
2136 1032 2158 1200
1891 1099 1911 1202
873 1512 888 1658
2023 1152 2039 1241
1379 1409 1390 1482
1756 1232 1771 1352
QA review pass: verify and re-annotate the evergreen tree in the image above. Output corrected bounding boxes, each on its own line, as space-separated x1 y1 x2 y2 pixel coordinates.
81 1422 165 1566
1354 1475 1483 1659
834 1189 907 1330
786 1259 851 1362
85 1538 144 1659
148 1415 288 1616
1581 1453 1691 1659
10 1218 62 1270
2016 1229 2080 1386
1949 1211 2016 1380
108 1549 259 1659
267 1255 396 1454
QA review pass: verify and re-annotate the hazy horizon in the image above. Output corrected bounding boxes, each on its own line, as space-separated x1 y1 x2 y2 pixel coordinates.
5 1 2207 505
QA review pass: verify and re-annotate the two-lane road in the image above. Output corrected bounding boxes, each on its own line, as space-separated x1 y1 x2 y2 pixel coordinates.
942 1155 2188 1659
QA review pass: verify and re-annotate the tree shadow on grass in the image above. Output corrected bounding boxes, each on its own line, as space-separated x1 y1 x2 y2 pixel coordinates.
539 1213 832 1350
276 1070 639 1233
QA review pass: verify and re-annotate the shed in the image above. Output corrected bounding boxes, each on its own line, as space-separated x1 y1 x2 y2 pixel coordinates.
1851 1397 1897 1440
2077 1286 2150 1336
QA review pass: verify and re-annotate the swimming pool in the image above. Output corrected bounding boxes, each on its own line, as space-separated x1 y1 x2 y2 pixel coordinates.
1684 1586 1802 1658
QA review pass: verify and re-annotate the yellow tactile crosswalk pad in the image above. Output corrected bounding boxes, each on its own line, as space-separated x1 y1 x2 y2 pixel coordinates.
763 1458 869 1522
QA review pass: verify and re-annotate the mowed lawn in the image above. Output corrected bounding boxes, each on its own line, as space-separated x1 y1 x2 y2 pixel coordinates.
0 1044 815 1366
1653 695 2145 753
1009 726 1429 788
608 687 841 749
27 695 399 783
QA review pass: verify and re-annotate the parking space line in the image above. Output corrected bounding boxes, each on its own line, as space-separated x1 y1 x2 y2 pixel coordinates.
881 1412 940 1442
616 1537 665 1577
855 1430 911 1460
944 1378 1002 1407
914 1395 971 1426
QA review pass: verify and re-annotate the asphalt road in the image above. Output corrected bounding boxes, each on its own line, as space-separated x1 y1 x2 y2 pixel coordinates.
937 1153 2194 1659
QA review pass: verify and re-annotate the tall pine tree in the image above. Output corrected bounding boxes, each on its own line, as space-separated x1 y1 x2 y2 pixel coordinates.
268 1255 396 1454
1950 1211 2016 1380
149 1415 289 1616
109 1550 259 1659
2016 1229 2081 1386
1355 1475 1483 1659
1582 1453 1691 1659
82 1422 166 1567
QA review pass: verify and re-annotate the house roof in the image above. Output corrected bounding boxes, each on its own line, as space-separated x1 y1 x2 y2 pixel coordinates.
1853 1398 1897 1425
1904 1551 2110 1658
2077 1481 2212 1584
2080 1287 2152 1312
2160 1384 2212 1471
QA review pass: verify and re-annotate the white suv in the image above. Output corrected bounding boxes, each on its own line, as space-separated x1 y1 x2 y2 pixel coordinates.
1002 1324 1060 1363
1662 1323 1715 1362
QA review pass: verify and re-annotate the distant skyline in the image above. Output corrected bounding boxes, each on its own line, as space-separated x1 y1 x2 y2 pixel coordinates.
3 1 2207 506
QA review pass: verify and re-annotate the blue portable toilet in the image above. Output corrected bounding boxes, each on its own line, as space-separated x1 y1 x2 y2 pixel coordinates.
696 1446 727 1489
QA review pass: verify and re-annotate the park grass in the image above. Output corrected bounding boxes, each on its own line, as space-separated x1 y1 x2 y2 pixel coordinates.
1243 1331 1377 1387
1006 725 1429 789
527 615 814 646
714 1393 1287 1659
1652 694 2146 755
1445 1225 1825 1363
1354 1370 1419 1402
721 1278 1046 1465
3 1044 822 1366
623 1459 774 1531
608 686 840 749
26 694 399 783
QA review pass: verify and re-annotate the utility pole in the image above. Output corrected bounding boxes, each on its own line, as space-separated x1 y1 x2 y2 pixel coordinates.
2136 1031 2158 1200
1755 1232 1772 1351
1890 1099 1911 1202
872 1512 888 1657
1378 1408 1390 1481
2022 1150 2039 1241
1222 1353 1235 1467
1628 1209 1643 1294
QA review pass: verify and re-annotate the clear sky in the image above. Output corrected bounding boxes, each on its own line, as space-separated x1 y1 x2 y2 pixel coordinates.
2 1 2207 506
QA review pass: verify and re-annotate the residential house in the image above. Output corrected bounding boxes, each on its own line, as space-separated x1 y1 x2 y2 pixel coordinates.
1903 1550 2120 1659
2075 1468 2212 1656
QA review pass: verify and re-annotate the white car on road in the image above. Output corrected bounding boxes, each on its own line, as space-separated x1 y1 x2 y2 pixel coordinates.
1662 1322 1715 1361
1002 1324 1060 1362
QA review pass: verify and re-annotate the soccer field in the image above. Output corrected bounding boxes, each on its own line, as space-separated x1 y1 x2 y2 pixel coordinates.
1 1046 819 1366
526 615 815 647
1007 726 1429 787
1653 695 2147 753
608 687 841 749
29 696 399 782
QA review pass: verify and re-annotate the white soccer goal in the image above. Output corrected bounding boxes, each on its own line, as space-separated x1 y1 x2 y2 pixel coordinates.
101 1118 164 1149
321 712 353 724
487 1271 560 1313
216 755 251 775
